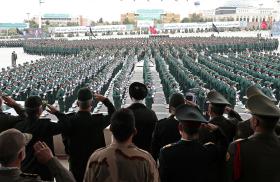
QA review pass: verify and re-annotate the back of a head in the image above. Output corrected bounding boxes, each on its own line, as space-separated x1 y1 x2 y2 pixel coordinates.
0 129 31 166
169 93 185 109
25 96 42 118
210 104 227 116
110 108 135 142
77 87 93 109
129 82 148 101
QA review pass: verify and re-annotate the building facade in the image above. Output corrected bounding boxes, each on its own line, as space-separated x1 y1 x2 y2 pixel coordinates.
34 14 87 27
201 6 278 29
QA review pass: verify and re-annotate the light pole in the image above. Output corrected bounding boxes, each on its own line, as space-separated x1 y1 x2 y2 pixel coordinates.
39 0 44 29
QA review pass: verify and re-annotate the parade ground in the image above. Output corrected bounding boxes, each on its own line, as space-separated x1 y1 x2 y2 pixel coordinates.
0 47 44 69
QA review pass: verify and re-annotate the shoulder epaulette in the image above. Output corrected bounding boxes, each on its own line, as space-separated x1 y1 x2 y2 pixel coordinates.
162 143 175 149
20 172 39 178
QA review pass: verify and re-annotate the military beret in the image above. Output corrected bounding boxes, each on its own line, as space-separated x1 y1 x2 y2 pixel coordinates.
129 82 148 100
207 90 230 105
175 104 207 123
78 87 93 102
247 94 280 117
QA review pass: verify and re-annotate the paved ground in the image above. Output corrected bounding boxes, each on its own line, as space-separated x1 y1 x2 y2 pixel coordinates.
0 47 44 69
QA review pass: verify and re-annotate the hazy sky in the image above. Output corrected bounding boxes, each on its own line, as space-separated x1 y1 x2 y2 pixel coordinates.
0 0 275 22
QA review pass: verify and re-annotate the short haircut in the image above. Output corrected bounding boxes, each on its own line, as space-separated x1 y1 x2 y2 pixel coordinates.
254 115 279 132
180 121 201 136
0 129 26 166
110 108 135 142
210 104 226 116
25 96 42 117
169 93 185 108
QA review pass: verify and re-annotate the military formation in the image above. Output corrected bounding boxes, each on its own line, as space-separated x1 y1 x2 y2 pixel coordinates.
0 36 279 113
1 49 125 112
0 40 23 47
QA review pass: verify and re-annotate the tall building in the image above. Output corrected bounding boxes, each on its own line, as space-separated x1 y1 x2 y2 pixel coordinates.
34 14 85 26
121 10 180 24
201 6 278 28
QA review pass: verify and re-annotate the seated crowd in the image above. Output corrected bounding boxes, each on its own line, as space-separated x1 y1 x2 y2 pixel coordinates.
0 82 280 182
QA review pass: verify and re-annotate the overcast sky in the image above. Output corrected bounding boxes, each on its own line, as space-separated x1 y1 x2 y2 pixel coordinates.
0 0 276 23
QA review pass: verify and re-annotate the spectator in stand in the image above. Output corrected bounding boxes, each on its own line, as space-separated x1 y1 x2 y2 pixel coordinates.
48 87 115 182
84 108 159 182
15 96 66 181
0 129 75 182
127 82 158 152
151 93 185 161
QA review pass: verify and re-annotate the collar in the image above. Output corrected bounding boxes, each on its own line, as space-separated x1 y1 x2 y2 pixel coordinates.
0 167 21 176
132 99 143 104
110 141 136 149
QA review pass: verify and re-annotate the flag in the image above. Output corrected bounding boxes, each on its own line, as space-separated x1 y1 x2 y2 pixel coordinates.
212 23 219 34
149 26 157 35
16 28 23 35
89 27 96 38
261 20 267 30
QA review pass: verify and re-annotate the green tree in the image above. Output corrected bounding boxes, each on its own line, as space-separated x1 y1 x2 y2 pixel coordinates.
189 13 204 22
98 18 103 24
181 17 190 23
90 21 96 26
29 20 39 28
123 17 132 24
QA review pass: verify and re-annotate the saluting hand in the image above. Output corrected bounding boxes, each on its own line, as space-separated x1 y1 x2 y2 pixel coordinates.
46 104 59 114
34 141 53 164
1 95 18 107
94 94 106 102
201 123 218 132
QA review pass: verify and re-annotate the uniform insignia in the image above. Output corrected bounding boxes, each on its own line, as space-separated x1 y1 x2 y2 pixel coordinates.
163 143 173 149
204 142 215 146
20 173 39 178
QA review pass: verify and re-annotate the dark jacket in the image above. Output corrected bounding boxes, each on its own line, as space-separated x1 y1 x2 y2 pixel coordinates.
55 98 115 182
15 117 64 181
0 104 26 132
127 103 158 152
151 115 180 160
235 119 253 139
159 129 227 182
0 157 75 182
227 132 280 182
200 116 236 145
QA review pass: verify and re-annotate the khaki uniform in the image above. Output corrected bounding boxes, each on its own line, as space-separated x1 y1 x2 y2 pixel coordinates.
0 158 75 182
84 143 159 182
